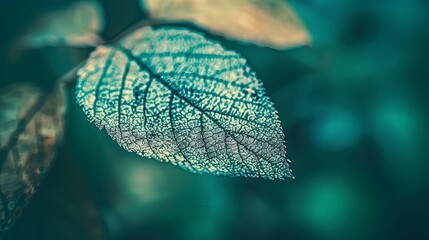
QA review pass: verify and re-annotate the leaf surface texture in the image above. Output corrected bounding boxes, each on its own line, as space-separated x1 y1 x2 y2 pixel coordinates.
76 27 293 179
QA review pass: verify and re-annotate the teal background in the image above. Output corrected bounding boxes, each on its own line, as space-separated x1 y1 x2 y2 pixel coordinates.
1 0 428 239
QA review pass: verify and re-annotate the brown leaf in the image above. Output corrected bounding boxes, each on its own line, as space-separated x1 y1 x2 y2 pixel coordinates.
3 154 105 240
0 84 66 233
143 0 311 49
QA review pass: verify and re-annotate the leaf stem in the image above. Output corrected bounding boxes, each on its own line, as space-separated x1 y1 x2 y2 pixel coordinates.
59 18 179 87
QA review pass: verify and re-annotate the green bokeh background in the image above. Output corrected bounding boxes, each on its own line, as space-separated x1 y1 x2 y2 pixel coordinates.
1 0 428 239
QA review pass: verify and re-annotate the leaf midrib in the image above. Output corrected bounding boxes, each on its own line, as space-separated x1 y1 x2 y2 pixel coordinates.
116 45 272 176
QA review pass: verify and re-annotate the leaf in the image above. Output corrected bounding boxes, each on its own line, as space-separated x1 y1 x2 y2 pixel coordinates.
21 1 104 48
141 0 310 49
76 27 293 179
3 155 105 240
0 84 66 233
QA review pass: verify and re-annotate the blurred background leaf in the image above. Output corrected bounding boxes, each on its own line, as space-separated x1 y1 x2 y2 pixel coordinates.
0 84 66 234
142 0 310 49
3 149 106 240
19 1 105 49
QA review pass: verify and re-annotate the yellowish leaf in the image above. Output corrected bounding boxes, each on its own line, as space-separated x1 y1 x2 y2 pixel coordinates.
143 0 310 49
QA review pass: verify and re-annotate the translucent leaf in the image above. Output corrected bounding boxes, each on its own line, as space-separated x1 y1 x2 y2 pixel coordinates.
142 0 310 49
76 27 293 179
21 1 104 48
0 84 66 233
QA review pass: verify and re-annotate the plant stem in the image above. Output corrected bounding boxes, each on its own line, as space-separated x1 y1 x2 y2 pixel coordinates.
59 18 168 87
59 61 86 87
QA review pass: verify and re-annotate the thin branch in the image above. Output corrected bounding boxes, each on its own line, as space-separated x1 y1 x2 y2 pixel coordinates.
58 18 184 87
59 61 86 87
